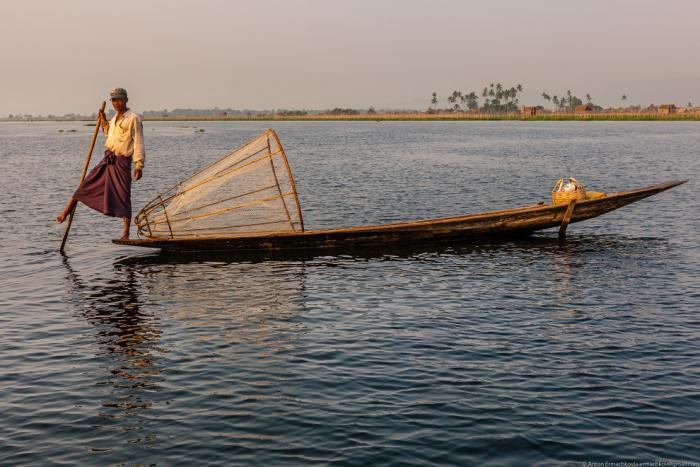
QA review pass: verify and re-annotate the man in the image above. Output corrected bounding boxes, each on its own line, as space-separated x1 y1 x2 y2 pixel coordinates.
56 88 145 239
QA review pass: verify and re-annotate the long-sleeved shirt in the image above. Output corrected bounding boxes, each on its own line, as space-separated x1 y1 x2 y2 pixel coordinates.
103 110 145 167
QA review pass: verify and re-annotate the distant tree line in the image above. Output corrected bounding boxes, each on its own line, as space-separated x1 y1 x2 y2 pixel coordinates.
143 108 270 117
430 83 524 113
277 110 308 116
540 90 587 111
4 93 698 121
326 108 360 115
3 113 98 121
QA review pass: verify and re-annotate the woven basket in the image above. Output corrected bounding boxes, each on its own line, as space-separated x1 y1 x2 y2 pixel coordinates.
552 177 586 204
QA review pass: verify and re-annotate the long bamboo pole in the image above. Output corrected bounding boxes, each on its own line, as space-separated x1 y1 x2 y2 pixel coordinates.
59 101 106 253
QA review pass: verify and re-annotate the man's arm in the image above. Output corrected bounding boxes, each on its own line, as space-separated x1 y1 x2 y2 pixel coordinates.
132 116 145 181
98 109 109 135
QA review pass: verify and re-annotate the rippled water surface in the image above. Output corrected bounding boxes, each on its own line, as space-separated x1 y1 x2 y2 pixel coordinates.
1 121 699 465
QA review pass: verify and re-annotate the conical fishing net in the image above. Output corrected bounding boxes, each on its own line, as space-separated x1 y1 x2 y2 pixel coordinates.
135 129 304 239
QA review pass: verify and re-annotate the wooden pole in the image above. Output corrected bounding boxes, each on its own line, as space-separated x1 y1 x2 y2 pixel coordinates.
59 101 106 254
558 199 577 239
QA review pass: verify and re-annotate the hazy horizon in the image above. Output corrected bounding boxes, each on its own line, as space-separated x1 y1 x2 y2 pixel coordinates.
1 0 699 116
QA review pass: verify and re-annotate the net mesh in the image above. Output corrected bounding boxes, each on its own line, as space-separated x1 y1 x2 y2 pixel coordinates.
135 129 304 239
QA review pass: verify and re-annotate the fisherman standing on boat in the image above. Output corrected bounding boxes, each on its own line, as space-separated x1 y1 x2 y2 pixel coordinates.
56 88 145 239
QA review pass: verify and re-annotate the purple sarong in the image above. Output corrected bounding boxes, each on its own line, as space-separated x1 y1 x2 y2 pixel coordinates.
74 150 132 218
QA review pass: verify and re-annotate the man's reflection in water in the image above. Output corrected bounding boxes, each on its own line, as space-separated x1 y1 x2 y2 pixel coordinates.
62 256 163 445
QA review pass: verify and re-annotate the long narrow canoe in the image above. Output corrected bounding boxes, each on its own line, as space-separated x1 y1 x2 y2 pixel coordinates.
114 180 685 253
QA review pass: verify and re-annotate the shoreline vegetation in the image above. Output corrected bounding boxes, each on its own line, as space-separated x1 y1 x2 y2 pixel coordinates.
144 111 699 121
3 83 698 122
152 112 700 122
2 112 699 122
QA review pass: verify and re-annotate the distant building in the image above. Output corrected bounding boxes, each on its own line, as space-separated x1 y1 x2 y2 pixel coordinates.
659 104 677 115
521 106 539 117
676 107 687 114
575 103 595 113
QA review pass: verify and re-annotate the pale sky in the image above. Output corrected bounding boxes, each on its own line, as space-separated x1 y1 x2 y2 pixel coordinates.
1 0 699 115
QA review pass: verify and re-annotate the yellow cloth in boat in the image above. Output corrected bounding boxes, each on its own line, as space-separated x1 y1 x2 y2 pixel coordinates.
585 191 606 200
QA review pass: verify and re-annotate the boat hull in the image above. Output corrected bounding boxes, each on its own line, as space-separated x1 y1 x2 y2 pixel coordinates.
114 181 685 253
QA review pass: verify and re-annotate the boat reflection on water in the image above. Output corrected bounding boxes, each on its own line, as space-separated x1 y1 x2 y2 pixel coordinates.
115 252 310 352
59 232 664 453
61 253 310 448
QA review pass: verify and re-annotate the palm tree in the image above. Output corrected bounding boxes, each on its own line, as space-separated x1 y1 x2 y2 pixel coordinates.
431 92 438 108
621 94 627 102
481 88 487 108
460 92 474 110
447 91 462 111
552 96 560 110
466 92 479 110
508 88 517 111
542 92 551 109
453 91 463 111
586 93 592 103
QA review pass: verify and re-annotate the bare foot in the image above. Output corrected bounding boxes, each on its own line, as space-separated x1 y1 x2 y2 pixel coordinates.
56 210 69 224
121 217 131 240
57 200 76 224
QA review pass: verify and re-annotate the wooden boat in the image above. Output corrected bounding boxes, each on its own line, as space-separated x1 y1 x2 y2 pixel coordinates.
114 180 686 253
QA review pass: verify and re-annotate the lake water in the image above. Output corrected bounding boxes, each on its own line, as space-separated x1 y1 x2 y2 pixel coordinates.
1 121 699 466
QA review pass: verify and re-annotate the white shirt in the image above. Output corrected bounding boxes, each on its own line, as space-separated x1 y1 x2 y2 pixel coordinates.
104 110 145 167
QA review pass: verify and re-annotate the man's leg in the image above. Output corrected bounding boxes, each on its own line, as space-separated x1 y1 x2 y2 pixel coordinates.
121 217 130 240
56 197 78 223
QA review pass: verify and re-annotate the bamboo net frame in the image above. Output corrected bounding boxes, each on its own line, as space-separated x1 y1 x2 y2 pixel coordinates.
135 129 304 239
